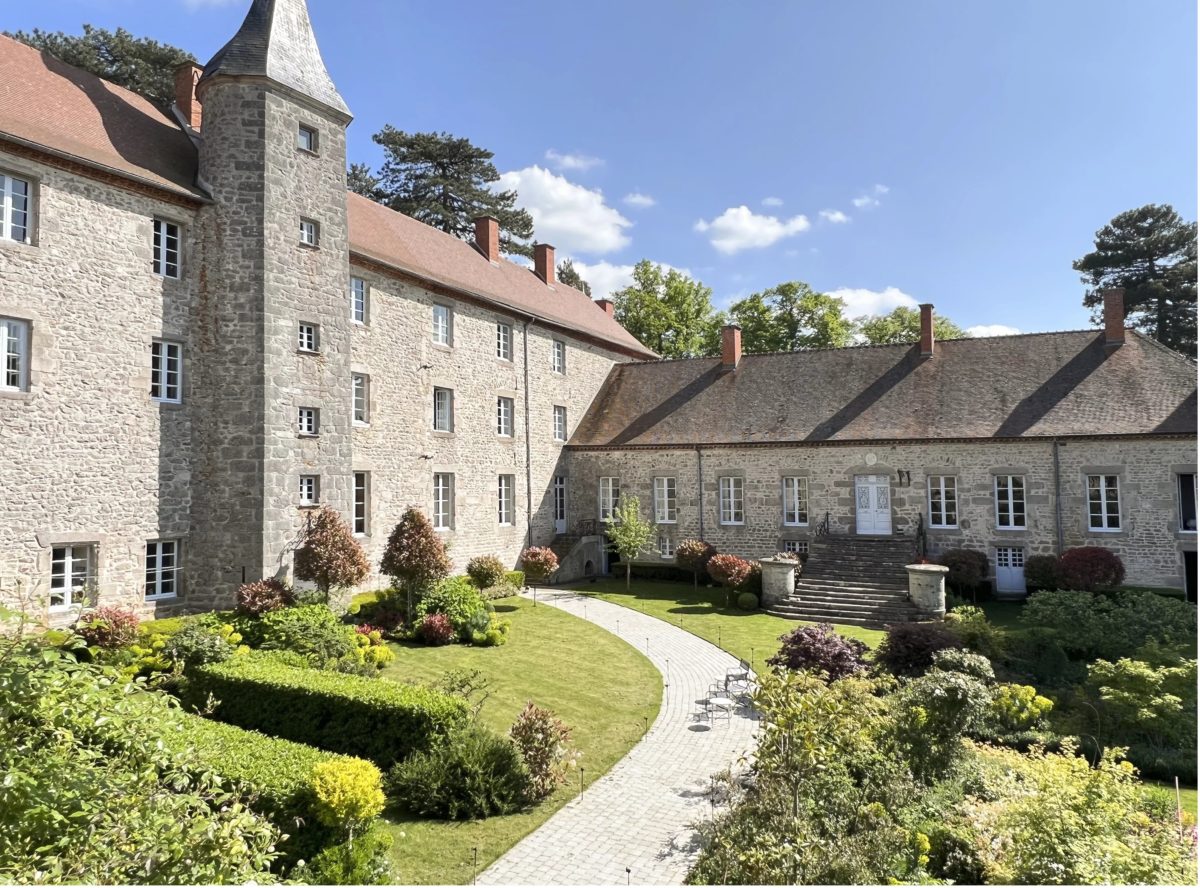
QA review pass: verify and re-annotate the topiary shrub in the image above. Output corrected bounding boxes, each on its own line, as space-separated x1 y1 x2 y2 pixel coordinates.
768 622 869 679
736 591 759 611
416 612 455 646
1057 546 1125 592
73 606 140 649
520 547 559 584
415 576 487 639
936 549 989 594
1023 554 1062 592
504 570 525 590
509 702 577 800
736 562 762 597
676 539 717 589
387 727 530 820
466 555 507 590
236 577 295 617
310 758 386 831
163 616 243 669
707 553 751 587
875 621 964 677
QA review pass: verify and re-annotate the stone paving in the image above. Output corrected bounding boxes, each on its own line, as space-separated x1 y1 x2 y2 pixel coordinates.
479 589 759 886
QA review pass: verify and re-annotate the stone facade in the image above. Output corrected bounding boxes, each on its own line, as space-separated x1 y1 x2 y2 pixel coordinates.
566 437 1198 591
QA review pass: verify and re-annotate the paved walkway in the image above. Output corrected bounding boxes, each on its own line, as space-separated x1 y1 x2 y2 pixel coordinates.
480 589 758 886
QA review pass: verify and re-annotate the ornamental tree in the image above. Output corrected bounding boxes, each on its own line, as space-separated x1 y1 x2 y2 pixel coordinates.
604 495 655 591
520 547 559 585
293 505 370 602
676 539 716 591
380 507 452 615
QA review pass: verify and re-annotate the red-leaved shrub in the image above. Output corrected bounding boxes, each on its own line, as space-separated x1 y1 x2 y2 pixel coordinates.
676 540 717 589
1058 546 1125 592
1024 554 1062 591
381 508 452 597
235 577 295 617
293 505 371 596
875 622 965 677
510 702 577 800
466 555 508 590
416 612 455 646
707 553 752 588
768 623 869 679
520 547 559 584
73 606 140 649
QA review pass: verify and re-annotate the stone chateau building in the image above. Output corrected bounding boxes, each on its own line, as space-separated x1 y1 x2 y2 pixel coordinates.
0 0 1195 623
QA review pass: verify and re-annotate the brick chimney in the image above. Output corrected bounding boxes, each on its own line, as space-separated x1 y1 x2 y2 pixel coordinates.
533 243 555 284
1103 287 1126 347
919 303 935 357
721 324 742 368
174 62 203 130
595 298 614 317
474 216 500 263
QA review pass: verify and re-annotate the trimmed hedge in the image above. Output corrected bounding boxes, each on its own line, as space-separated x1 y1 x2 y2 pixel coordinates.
185 654 469 767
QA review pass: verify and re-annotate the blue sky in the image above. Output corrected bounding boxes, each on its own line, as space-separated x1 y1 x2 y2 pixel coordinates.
14 0 1196 334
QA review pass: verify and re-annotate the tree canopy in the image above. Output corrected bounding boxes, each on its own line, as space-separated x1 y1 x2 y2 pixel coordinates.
355 128 535 258
611 261 719 358
856 306 967 345
1073 203 1197 355
6 25 194 107
556 258 591 296
728 282 854 352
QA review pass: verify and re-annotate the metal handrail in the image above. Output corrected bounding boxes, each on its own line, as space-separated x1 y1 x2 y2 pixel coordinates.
816 511 830 537
915 513 928 561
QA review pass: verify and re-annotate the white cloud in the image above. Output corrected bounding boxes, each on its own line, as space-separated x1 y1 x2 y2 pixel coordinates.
761 196 784 207
694 206 810 254
827 286 918 317
623 192 656 208
544 149 604 172
966 324 1021 338
497 165 631 255
873 183 889 194
571 260 691 300
851 184 889 208
819 209 850 224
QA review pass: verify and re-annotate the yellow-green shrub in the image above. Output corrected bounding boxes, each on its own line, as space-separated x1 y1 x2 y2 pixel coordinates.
989 683 1053 731
311 758 386 830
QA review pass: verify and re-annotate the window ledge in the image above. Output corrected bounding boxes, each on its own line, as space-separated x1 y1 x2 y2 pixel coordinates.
145 594 178 603
0 389 33 400
153 399 184 408
298 503 320 510
296 348 320 356
298 433 319 439
298 242 320 251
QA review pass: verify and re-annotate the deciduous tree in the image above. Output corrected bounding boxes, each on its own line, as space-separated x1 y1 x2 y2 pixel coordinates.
603 495 655 591
380 507 453 615
612 260 719 358
728 282 853 352
293 505 370 600
856 306 966 345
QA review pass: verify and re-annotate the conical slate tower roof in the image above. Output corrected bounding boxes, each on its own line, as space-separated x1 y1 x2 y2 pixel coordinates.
199 0 350 117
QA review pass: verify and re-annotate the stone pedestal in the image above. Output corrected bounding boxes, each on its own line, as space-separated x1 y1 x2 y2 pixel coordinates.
760 558 797 608
906 563 949 617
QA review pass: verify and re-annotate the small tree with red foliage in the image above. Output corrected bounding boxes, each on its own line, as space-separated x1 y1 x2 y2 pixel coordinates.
520 547 559 586
1058 546 1126 592
676 539 717 591
293 505 370 602
235 577 295 617
381 506 453 615
707 554 753 606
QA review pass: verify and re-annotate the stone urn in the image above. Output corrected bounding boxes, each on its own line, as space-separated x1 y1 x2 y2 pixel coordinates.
905 563 949 617
759 557 797 608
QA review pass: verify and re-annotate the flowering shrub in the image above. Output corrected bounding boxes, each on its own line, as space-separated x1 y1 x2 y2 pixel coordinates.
466 555 508 590
73 606 140 649
310 758 386 831
416 612 455 646
768 622 869 679
1058 546 1125 592
235 577 294 617
293 505 371 598
380 508 452 599
520 547 559 584
509 702 577 800
707 553 752 588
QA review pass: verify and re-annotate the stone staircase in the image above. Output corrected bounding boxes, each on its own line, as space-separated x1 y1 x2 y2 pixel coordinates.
767 535 927 627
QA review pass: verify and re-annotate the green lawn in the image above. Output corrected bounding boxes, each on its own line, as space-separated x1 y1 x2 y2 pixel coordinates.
1145 781 1198 819
377 596 661 885
568 578 884 674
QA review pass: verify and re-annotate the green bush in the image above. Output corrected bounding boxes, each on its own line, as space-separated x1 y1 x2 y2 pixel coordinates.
255 604 357 665
1022 589 1197 660
989 683 1054 732
736 591 759 611
466 555 508 590
415 575 488 638
310 758 386 829
163 616 244 669
943 605 1003 658
1000 627 1076 685
1023 554 1061 591
294 823 394 885
1087 657 1197 752
185 654 468 767
936 549 989 593
504 570 525 589
387 727 530 820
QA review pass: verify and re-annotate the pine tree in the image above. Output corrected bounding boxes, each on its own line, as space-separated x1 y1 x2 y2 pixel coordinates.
347 162 382 201
293 505 370 600
557 258 592 296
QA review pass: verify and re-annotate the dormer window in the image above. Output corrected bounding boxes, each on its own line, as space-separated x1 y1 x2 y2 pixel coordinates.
297 124 319 154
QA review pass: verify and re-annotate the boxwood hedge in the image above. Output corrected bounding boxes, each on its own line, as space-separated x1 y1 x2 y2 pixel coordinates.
186 654 468 766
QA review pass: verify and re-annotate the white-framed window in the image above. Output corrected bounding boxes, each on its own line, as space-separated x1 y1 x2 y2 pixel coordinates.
654 476 677 523
928 475 958 528
1087 474 1121 531
658 534 675 559
297 406 319 436
298 322 318 353
297 124 318 153
498 474 516 526
299 218 319 247
1 316 30 392
350 276 368 324
50 544 94 610
995 474 1026 530
352 373 369 424
719 476 744 525
432 304 451 345
152 219 180 278
145 540 180 601
1179 473 1197 533
599 477 621 521
551 339 566 374
353 472 370 535
497 396 514 437
782 476 809 526
433 387 454 432
553 405 567 442
782 539 809 556
0 172 31 243
299 475 319 506
496 322 513 361
433 473 454 530
150 340 182 403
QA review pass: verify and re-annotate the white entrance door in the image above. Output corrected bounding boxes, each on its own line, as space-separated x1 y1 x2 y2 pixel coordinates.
854 474 892 535
553 476 567 534
995 547 1027 596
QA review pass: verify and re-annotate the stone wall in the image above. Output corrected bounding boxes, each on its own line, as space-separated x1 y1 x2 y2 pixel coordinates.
566 437 1197 589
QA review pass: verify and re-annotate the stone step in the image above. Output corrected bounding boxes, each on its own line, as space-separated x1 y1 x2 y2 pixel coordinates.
795 577 910 592
785 594 915 612
792 590 911 605
802 571 910 585
767 604 925 627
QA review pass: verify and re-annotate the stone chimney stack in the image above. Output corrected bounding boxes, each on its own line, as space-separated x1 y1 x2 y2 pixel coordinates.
474 216 500 263
1103 287 1126 347
533 243 556 284
721 324 743 368
174 62 203 130
595 299 615 317
919 303 935 357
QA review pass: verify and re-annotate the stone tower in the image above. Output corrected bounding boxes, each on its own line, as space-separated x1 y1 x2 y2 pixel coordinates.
190 0 354 600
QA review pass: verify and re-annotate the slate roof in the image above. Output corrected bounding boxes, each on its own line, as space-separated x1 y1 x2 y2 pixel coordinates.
199 0 350 117
569 331 1198 448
